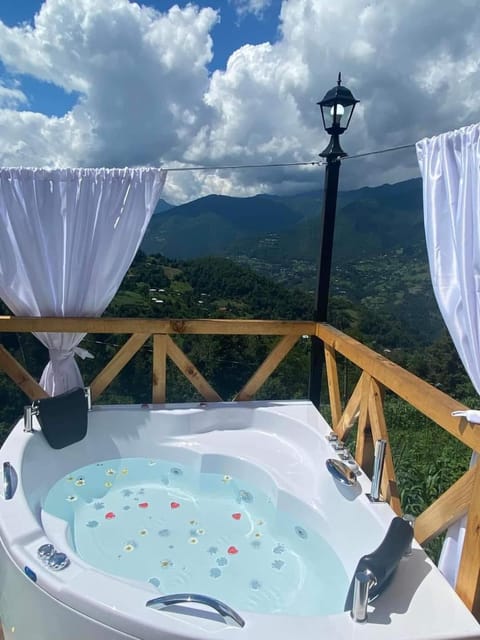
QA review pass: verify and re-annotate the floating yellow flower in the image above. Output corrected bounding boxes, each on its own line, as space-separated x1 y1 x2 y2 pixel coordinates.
104 481 113 488
188 537 198 545
121 468 128 475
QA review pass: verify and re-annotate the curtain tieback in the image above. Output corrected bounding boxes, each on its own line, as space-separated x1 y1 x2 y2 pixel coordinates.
48 347 94 363
452 410 480 424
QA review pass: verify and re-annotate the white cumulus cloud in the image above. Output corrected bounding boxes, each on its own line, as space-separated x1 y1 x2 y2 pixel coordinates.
0 83 27 109
0 0 218 174
0 0 479 202
231 0 272 18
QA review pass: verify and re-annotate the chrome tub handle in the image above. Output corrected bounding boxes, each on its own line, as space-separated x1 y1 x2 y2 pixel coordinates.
3 461 16 500
146 593 245 628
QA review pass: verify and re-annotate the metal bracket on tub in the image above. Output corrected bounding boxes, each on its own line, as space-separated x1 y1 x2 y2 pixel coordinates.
24 403 39 433
84 386 92 411
146 593 245 628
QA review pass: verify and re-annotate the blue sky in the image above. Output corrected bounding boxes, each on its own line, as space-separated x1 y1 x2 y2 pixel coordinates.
0 0 477 203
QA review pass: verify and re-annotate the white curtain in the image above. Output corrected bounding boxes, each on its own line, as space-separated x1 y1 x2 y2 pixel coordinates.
0 167 166 395
416 123 480 587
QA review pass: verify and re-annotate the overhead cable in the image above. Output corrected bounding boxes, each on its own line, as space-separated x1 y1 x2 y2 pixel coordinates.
161 142 416 172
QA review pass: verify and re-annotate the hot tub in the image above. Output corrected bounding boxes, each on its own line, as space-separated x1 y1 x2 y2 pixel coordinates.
0 400 478 640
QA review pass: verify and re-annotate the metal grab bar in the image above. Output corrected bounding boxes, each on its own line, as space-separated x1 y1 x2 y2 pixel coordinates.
351 569 377 622
3 461 15 500
345 516 414 622
146 593 245 628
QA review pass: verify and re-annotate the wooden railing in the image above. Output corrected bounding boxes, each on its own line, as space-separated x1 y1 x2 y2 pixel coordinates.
0 315 479 618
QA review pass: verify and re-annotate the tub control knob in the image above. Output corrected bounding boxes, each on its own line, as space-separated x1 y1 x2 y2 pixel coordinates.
37 543 55 561
47 552 70 571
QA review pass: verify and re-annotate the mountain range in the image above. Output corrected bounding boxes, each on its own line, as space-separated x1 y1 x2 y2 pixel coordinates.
144 178 424 267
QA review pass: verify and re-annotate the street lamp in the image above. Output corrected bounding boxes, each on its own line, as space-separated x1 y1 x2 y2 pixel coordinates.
309 73 359 408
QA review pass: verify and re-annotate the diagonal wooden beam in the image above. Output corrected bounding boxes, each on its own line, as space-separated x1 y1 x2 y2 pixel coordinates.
414 466 475 545
166 336 222 402
234 334 299 401
324 343 342 428
456 463 480 618
90 333 151 401
335 371 365 439
152 334 167 403
0 345 48 400
368 377 401 515
355 373 374 477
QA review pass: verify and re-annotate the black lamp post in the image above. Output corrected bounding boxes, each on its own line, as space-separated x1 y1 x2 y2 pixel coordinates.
309 73 359 408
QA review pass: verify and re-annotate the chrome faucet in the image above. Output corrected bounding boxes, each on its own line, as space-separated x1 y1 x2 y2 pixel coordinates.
368 439 387 502
351 569 376 622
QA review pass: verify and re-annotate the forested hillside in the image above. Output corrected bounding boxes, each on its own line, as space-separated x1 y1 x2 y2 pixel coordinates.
0 249 474 428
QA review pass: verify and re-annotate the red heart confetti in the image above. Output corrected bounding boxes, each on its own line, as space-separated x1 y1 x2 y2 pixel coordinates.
105 512 116 520
232 513 242 520
138 502 149 509
227 546 238 555
170 502 180 509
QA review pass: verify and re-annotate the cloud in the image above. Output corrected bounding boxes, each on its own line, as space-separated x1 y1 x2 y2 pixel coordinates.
0 0 479 203
184 0 480 199
0 0 218 171
230 0 272 18
0 82 27 108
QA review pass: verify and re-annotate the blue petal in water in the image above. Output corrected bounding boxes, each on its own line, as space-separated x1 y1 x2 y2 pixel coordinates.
86 520 99 528
209 568 221 578
158 529 170 537
250 580 262 590
93 502 104 510
149 577 161 587
273 544 285 554
207 546 218 555
272 560 285 570
216 557 228 567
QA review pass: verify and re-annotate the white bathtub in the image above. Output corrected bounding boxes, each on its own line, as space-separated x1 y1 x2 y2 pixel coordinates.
0 400 478 640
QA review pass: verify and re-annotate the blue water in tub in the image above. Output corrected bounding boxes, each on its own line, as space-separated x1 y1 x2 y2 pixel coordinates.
43 457 348 616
